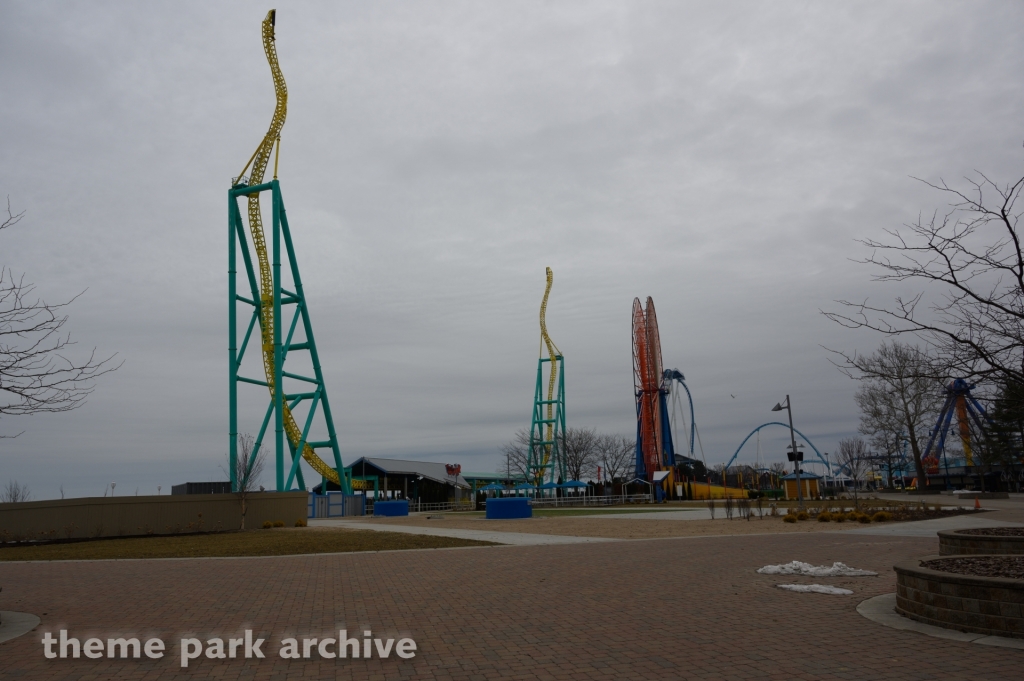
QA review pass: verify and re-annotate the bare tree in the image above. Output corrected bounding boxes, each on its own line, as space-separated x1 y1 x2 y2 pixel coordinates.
0 199 119 432
498 429 531 482
1 479 31 503
768 461 787 489
594 433 634 484
224 433 266 529
824 170 1024 386
561 427 598 481
835 437 870 508
841 341 944 485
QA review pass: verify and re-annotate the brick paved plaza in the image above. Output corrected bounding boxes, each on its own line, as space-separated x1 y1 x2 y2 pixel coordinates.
1 531 1021 680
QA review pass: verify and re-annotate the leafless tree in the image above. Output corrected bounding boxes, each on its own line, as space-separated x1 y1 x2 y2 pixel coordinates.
498 428 531 482
824 170 1024 386
835 437 871 508
0 199 119 433
594 433 634 484
223 433 266 529
768 461 787 488
1 479 31 503
840 341 944 484
561 427 598 481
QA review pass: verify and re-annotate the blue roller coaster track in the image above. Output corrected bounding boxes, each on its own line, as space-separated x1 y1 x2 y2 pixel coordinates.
662 369 696 458
726 422 828 472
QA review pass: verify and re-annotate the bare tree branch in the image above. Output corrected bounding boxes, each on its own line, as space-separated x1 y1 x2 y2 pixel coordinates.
823 171 1024 384
0 199 121 427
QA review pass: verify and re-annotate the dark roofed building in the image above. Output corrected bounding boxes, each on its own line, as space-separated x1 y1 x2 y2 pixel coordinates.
313 457 470 504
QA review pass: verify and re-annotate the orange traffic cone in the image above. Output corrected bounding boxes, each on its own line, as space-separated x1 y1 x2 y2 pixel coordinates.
974 497 981 510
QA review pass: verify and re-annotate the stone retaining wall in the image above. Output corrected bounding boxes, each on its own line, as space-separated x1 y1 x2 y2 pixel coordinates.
895 556 1024 639
939 529 1024 555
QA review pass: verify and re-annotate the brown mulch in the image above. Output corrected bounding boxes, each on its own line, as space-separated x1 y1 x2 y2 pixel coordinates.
921 555 1024 580
955 527 1024 537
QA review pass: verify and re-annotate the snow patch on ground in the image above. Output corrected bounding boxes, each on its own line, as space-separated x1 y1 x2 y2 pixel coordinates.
757 561 877 577
776 584 854 595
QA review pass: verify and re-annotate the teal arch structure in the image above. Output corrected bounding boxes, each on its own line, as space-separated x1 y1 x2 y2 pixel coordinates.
725 422 828 472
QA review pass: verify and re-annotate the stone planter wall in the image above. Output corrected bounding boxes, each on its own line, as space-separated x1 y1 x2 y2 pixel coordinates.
938 529 1024 555
895 556 1024 639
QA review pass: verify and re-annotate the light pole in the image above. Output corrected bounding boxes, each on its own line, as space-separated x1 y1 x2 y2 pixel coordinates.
772 395 803 509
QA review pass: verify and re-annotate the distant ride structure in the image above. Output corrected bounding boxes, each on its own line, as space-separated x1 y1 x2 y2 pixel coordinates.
228 10 364 494
921 378 993 477
632 297 676 493
527 268 567 487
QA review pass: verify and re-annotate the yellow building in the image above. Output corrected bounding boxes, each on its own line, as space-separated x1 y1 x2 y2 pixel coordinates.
781 472 822 500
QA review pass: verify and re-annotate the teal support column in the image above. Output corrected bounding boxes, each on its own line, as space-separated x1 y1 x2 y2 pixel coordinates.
229 180 348 496
527 355 566 486
272 181 285 490
229 196 238 492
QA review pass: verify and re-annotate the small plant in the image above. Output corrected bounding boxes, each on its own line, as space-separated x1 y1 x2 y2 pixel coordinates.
723 496 734 520
706 499 716 519
273 520 285 528
783 514 797 524
796 511 810 521
295 518 307 527
871 511 891 522
262 521 273 529
832 513 846 523
858 513 872 524
756 497 764 518
817 511 832 522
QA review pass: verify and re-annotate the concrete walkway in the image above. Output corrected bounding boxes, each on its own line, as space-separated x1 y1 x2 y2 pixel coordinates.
846 514 1024 537
308 518 619 545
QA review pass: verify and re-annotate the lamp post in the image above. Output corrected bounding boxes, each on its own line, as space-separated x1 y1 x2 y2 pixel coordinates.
772 395 803 509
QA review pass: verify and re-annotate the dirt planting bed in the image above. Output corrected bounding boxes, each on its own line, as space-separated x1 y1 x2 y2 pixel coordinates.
921 555 1024 580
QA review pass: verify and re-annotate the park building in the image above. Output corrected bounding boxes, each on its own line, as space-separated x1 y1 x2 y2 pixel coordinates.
312 457 471 506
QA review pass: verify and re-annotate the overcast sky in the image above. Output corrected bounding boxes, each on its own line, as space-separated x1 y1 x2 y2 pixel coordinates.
3 1 1024 499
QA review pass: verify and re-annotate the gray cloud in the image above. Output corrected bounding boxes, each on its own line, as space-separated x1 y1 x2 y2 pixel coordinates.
2 1 1023 497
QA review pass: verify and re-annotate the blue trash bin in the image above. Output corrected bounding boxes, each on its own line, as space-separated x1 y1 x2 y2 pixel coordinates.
485 497 532 519
373 500 409 517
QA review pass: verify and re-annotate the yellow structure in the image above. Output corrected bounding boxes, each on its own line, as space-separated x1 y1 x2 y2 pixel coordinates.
687 482 748 500
234 11 365 490
782 474 821 500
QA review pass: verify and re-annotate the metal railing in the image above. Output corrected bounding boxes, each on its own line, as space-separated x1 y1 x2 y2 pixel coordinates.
365 500 474 514
493 494 653 508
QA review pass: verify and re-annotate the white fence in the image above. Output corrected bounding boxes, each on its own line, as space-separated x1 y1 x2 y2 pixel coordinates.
512 494 653 508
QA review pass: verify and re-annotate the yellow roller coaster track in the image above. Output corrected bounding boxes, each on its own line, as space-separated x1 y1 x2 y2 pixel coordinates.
237 10 359 489
538 267 561 467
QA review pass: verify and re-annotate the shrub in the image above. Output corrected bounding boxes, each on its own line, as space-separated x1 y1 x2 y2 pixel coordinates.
857 513 872 524
783 514 797 524
262 521 273 529
817 511 832 522
832 513 846 523
796 511 810 521
273 520 285 528
871 511 891 522
295 518 307 527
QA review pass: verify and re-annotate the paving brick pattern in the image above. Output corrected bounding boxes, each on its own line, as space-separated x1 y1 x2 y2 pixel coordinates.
896 556 1024 638
1 532 1022 680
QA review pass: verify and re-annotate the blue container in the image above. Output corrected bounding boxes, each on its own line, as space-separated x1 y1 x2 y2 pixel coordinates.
486 497 532 519
373 500 409 517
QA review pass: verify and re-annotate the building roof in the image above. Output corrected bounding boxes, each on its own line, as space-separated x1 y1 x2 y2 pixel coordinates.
781 471 824 480
348 457 470 489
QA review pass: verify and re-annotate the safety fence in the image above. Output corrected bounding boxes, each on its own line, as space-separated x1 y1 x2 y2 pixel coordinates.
307 492 365 518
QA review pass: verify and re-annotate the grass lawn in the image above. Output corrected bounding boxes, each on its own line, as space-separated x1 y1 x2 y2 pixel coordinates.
0 528 493 561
